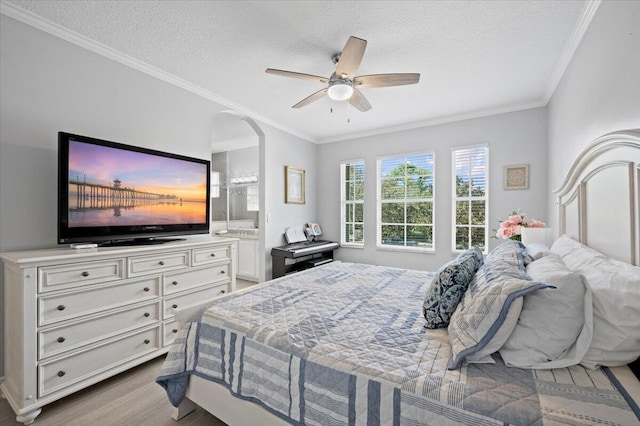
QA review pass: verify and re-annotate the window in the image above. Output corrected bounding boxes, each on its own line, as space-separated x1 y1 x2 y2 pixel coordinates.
246 184 259 211
452 145 488 252
340 160 364 246
210 171 220 198
377 152 435 251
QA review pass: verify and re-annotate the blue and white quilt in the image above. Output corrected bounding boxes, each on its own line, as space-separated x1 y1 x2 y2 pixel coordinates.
157 262 640 425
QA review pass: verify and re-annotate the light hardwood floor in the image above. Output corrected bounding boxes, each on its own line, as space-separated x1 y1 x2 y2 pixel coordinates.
236 278 258 290
1 356 225 426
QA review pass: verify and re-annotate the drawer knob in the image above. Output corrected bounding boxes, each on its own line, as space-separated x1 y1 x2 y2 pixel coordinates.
210 253 216 257
81 271 90 277
144 339 150 344
172 304 178 309
57 336 66 343
57 305 65 311
172 329 178 333
143 312 150 317
57 371 65 377
220 290 226 294
143 287 150 292
220 270 226 274
159 261 165 266
172 281 178 286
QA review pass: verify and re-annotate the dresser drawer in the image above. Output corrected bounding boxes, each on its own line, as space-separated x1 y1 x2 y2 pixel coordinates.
163 284 228 320
192 245 230 266
39 277 160 326
128 250 189 277
39 301 160 359
164 264 229 295
163 319 180 346
39 259 125 292
38 326 159 397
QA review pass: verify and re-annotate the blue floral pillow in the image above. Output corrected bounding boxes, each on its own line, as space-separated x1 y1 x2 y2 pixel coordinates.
423 247 483 329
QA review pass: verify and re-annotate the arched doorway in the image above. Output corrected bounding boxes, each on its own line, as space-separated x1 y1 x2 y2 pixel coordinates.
211 111 266 283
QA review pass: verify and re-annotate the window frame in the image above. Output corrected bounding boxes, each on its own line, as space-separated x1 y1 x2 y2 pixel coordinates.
451 144 489 254
246 183 259 212
340 159 365 247
376 150 436 253
210 171 220 198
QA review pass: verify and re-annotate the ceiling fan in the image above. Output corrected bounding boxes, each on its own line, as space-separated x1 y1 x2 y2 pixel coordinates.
265 36 420 112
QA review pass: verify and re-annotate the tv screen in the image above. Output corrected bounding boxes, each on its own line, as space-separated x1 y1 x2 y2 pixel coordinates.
58 132 210 245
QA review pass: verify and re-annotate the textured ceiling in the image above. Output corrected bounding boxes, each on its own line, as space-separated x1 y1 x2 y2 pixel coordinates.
3 0 593 143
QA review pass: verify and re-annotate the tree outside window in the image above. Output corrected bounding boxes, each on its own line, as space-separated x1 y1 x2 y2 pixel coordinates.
378 153 434 251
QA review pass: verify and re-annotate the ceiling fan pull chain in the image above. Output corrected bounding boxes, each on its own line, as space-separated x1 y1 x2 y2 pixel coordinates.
347 101 351 123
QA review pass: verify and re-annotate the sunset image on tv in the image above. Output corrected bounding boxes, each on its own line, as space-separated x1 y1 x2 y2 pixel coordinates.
67 140 208 227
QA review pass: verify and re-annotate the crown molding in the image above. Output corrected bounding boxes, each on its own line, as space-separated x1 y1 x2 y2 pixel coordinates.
0 2 316 143
1 1 600 146
543 0 602 103
317 99 547 144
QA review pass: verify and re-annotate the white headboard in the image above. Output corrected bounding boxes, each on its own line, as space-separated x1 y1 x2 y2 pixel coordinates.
553 129 640 266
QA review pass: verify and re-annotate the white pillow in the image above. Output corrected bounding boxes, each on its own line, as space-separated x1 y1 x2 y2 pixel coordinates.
499 253 593 368
550 235 640 368
525 243 550 260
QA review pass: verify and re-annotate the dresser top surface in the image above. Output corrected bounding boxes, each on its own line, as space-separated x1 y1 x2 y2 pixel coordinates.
0 235 238 265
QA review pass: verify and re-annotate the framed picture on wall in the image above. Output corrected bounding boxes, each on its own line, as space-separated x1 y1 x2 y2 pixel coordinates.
285 166 305 204
503 164 529 190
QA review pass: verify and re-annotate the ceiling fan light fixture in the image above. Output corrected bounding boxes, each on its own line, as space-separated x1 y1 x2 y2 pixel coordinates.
327 80 354 101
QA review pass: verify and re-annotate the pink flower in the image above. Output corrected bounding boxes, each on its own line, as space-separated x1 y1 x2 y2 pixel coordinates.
508 214 523 225
498 226 514 239
494 209 546 241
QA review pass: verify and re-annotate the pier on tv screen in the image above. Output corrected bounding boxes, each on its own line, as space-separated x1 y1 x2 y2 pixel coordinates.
67 140 208 228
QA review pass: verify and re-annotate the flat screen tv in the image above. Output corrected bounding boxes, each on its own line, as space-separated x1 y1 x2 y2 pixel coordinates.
58 132 210 246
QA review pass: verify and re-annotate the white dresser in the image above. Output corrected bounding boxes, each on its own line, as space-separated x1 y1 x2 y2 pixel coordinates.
0 236 238 425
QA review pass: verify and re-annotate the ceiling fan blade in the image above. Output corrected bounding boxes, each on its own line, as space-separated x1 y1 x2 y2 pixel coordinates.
292 88 328 109
265 68 329 84
348 88 372 112
353 73 420 88
335 36 367 79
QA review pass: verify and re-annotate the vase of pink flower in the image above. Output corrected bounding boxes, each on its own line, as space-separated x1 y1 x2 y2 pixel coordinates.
495 210 545 241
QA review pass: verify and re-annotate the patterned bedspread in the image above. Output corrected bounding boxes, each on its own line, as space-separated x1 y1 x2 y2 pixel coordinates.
157 262 640 425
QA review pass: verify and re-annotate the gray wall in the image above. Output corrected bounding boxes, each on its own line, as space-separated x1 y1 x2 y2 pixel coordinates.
547 0 640 231
262 124 318 280
0 14 228 252
317 107 548 272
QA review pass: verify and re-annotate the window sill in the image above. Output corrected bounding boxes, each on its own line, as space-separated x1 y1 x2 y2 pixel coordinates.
452 249 488 256
376 245 435 254
340 243 365 249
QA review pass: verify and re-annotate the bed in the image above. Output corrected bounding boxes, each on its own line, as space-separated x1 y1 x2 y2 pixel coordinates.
157 129 640 425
